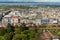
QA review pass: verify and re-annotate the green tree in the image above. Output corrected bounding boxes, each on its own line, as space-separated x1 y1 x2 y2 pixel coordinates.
57 31 60 36
6 23 14 33
14 25 24 34
4 33 13 40
0 27 6 36
12 34 27 40
0 36 5 40
50 37 53 40
21 28 38 40
21 23 29 30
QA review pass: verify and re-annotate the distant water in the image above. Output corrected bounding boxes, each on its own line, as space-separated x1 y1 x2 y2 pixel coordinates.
0 2 60 5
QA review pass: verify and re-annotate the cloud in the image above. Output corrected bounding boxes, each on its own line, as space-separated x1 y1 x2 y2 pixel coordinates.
0 0 34 2
34 0 60 2
0 0 60 2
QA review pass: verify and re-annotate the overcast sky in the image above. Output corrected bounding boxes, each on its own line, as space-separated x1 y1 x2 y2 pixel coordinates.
0 0 60 2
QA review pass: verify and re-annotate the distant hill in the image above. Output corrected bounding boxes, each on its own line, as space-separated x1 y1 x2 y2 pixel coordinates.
0 2 60 5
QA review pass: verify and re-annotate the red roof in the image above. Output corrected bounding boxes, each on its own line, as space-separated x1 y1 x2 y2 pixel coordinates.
12 16 18 18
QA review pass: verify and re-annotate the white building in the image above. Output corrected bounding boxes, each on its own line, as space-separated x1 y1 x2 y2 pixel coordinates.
2 10 21 26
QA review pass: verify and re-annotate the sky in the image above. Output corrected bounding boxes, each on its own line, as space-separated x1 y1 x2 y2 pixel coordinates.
0 0 60 2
